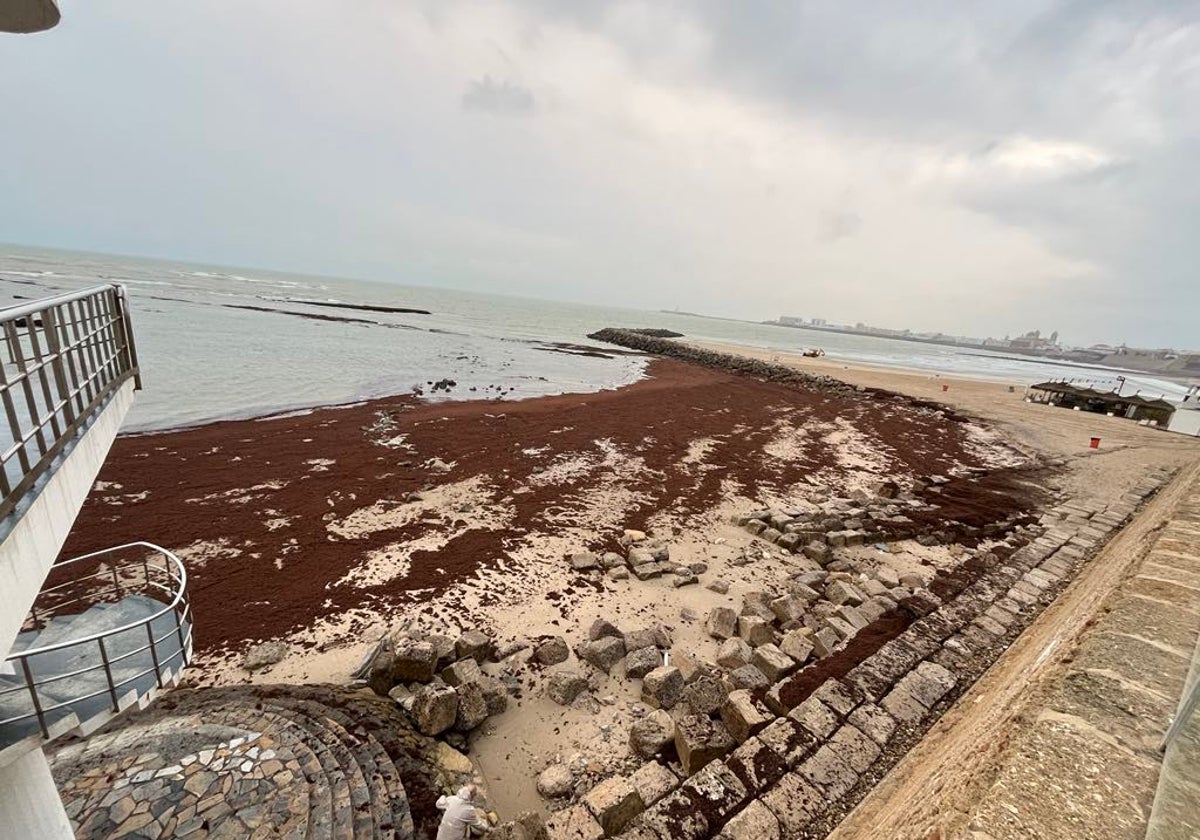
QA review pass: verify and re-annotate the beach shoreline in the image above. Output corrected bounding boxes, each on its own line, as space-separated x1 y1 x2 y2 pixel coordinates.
57 340 1200 820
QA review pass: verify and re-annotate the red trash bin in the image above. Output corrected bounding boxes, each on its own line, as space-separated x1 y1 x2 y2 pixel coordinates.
1089 437 1101 449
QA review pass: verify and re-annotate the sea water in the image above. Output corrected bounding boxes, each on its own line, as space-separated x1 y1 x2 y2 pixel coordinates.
0 245 1186 431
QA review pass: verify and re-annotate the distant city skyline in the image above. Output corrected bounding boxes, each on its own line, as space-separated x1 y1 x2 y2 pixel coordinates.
2 2 1197 347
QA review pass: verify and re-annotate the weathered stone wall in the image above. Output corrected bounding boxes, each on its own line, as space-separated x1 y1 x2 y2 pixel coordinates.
547 469 1174 840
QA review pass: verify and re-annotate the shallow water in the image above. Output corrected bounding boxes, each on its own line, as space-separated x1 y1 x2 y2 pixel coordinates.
0 245 1185 430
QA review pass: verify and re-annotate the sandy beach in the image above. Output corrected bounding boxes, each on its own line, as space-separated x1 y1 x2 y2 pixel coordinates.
59 338 1200 820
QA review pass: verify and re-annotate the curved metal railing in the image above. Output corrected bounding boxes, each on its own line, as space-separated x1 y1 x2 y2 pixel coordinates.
0 543 192 751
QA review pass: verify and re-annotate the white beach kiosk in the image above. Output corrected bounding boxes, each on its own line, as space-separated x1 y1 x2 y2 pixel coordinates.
1167 386 1200 437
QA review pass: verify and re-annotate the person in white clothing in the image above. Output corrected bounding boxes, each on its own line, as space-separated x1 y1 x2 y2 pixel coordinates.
435 784 488 840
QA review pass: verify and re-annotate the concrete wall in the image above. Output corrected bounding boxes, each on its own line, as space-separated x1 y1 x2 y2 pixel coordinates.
0 748 73 840
1168 408 1200 437
0 381 135 661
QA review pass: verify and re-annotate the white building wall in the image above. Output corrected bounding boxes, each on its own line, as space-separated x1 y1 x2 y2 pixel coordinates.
0 748 73 839
1167 407 1200 437
0 382 135 664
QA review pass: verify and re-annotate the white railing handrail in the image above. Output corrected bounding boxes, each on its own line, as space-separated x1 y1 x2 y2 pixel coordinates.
0 286 126 322
0 283 141 520
7 542 188 658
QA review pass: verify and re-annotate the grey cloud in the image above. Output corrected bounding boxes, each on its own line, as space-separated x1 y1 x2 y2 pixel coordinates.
461 75 536 116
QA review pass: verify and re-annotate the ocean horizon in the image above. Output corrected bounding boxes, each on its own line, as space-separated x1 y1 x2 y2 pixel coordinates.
1 244 1187 431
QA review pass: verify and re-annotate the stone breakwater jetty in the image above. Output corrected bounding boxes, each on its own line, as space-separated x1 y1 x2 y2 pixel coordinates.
587 328 957 413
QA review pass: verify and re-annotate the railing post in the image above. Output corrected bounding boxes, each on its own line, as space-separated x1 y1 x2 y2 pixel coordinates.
42 307 76 429
110 287 141 390
19 656 49 739
97 637 119 712
146 622 163 689
174 600 188 665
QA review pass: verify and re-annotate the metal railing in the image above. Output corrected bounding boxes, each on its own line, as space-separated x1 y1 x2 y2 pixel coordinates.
0 543 192 746
0 285 141 520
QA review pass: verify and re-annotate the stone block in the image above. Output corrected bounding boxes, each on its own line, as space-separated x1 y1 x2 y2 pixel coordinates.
880 682 928 724
441 657 484 687
798 743 859 800
770 595 805 624
674 715 736 776
788 696 839 740
629 709 675 759
630 761 679 808
588 618 622 641
480 676 509 715
582 776 644 835
727 664 770 692
578 637 626 674
828 723 881 773
642 666 685 710
625 646 663 680
716 638 752 669
779 630 814 665
738 615 775 647
639 790 707 840
454 681 489 731
538 764 574 798
632 563 661 581
411 683 458 735
777 532 801 551
835 605 869 630
393 640 438 683
758 716 817 767
682 675 728 717
720 689 771 743
705 607 739 640
600 551 626 569
455 630 492 663
825 581 865 606
761 772 827 836
751 644 797 682
847 703 896 747
622 628 659 652
858 595 897 623
547 671 589 706
725 735 787 794
571 552 601 572
913 661 956 705
825 615 858 641
716 800 780 840
842 662 893 704
762 680 791 717
804 541 832 563
544 803 603 840
681 760 748 825
811 627 841 658
812 679 860 717
534 637 570 666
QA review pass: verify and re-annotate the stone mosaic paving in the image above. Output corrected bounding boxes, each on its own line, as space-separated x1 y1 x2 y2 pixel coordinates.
47 685 465 840
58 729 309 839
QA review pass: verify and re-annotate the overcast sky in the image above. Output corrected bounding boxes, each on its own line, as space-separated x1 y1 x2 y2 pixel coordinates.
2 2 1197 347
